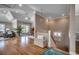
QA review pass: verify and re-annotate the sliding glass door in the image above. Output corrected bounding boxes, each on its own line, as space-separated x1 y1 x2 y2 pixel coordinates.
21 24 30 34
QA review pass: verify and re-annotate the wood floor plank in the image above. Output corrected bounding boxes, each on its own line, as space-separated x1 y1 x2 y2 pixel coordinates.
0 36 46 55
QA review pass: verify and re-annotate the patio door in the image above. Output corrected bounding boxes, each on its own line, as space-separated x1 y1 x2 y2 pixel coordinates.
21 24 30 34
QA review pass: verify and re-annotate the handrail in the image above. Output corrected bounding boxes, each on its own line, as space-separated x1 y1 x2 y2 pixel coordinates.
51 34 57 48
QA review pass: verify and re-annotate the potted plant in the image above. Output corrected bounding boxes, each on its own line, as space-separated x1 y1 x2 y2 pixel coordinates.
16 25 22 36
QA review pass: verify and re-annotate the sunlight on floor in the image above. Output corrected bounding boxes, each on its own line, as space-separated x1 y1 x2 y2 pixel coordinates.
20 36 29 46
0 41 5 48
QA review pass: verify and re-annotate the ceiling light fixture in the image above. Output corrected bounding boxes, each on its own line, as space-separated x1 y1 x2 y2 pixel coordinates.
3 10 7 14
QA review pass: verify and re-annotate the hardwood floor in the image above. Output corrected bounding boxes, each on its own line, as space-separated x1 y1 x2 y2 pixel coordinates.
0 36 46 55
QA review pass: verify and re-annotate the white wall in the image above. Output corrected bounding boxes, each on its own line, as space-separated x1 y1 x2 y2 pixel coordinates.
75 16 79 33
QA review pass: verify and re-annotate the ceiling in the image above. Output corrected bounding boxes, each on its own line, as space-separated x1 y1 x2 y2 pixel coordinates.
0 4 70 22
29 4 70 18
10 4 70 18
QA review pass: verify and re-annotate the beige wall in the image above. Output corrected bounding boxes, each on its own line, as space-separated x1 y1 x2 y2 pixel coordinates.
35 14 69 51
49 17 69 48
35 14 48 33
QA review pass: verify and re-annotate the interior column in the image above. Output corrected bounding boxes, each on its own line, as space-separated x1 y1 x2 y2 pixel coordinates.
69 4 76 54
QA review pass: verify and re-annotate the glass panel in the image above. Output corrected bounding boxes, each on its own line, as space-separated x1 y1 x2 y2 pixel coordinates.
21 25 26 33
21 24 30 33
26 25 30 33
0 24 5 33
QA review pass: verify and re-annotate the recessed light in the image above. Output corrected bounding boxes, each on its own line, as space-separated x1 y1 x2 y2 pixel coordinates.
25 17 28 20
3 10 7 14
18 4 22 7
3 10 6 13
62 14 65 16
15 11 18 13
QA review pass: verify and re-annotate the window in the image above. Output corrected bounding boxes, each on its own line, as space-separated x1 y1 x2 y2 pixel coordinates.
0 24 5 33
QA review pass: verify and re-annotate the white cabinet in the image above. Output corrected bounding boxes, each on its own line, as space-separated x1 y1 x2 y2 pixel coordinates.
34 33 48 48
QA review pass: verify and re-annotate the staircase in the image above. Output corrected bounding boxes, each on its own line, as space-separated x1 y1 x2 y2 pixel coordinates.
51 34 57 48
